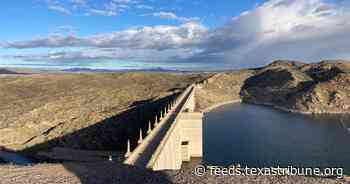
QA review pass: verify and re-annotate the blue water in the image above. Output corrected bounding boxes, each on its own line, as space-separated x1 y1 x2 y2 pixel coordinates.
204 103 350 173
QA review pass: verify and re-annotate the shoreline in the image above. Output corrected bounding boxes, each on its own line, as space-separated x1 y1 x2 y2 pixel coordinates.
248 101 350 115
201 100 350 115
201 100 242 113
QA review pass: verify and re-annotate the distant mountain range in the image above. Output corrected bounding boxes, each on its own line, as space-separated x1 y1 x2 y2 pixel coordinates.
0 68 18 74
61 67 185 73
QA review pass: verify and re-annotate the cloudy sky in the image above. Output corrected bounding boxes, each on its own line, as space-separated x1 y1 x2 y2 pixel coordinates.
0 0 349 70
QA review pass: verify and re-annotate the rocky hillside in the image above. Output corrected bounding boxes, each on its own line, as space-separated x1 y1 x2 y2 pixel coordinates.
0 73 205 154
197 60 350 114
195 70 254 111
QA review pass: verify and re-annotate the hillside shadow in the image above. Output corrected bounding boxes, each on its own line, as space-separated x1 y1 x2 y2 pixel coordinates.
167 87 183 92
17 92 181 184
129 99 155 108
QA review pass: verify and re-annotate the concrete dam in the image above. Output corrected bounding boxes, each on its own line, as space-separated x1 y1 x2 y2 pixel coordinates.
123 84 203 171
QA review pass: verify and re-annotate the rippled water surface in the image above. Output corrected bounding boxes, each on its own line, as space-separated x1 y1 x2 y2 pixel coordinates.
204 103 350 173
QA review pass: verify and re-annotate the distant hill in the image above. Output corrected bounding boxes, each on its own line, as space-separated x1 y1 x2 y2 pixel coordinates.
0 68 18 74
62 67 183 73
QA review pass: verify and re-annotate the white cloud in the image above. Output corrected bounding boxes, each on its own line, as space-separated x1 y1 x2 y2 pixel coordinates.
48 5 71 14
2 22 207 50
86 9 118 16
44 0 142 16
195 0 350 67
148 11 200 22
112 0 138 4
135 4 153 10
3 0 350 69
6 47 200 63
70 0 86 5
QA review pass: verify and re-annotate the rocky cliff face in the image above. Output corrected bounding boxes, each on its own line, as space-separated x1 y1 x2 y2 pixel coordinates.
290 72 350 113
0 73 205 153
242 60 350 113
197 60 350 114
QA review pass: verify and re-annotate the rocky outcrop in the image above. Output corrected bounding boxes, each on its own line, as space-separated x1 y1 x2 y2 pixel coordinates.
291 73 350 113
242 60 350 114
240 66 313 108
197 60 350 114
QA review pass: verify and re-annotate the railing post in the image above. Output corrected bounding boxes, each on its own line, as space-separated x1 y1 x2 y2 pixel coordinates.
155 115 158 126
124 139 131 158
138 129 143 144
147 121 152 134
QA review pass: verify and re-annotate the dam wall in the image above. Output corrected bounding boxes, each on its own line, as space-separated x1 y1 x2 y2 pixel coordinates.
148 112 203 170
124 84 203 171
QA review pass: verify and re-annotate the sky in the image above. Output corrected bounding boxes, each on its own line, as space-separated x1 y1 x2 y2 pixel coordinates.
0 0 350 70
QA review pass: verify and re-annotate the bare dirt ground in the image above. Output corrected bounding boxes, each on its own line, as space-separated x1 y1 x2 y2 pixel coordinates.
0 161 347 184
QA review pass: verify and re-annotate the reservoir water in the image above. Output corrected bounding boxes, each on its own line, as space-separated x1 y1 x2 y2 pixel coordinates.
204 103 350 173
